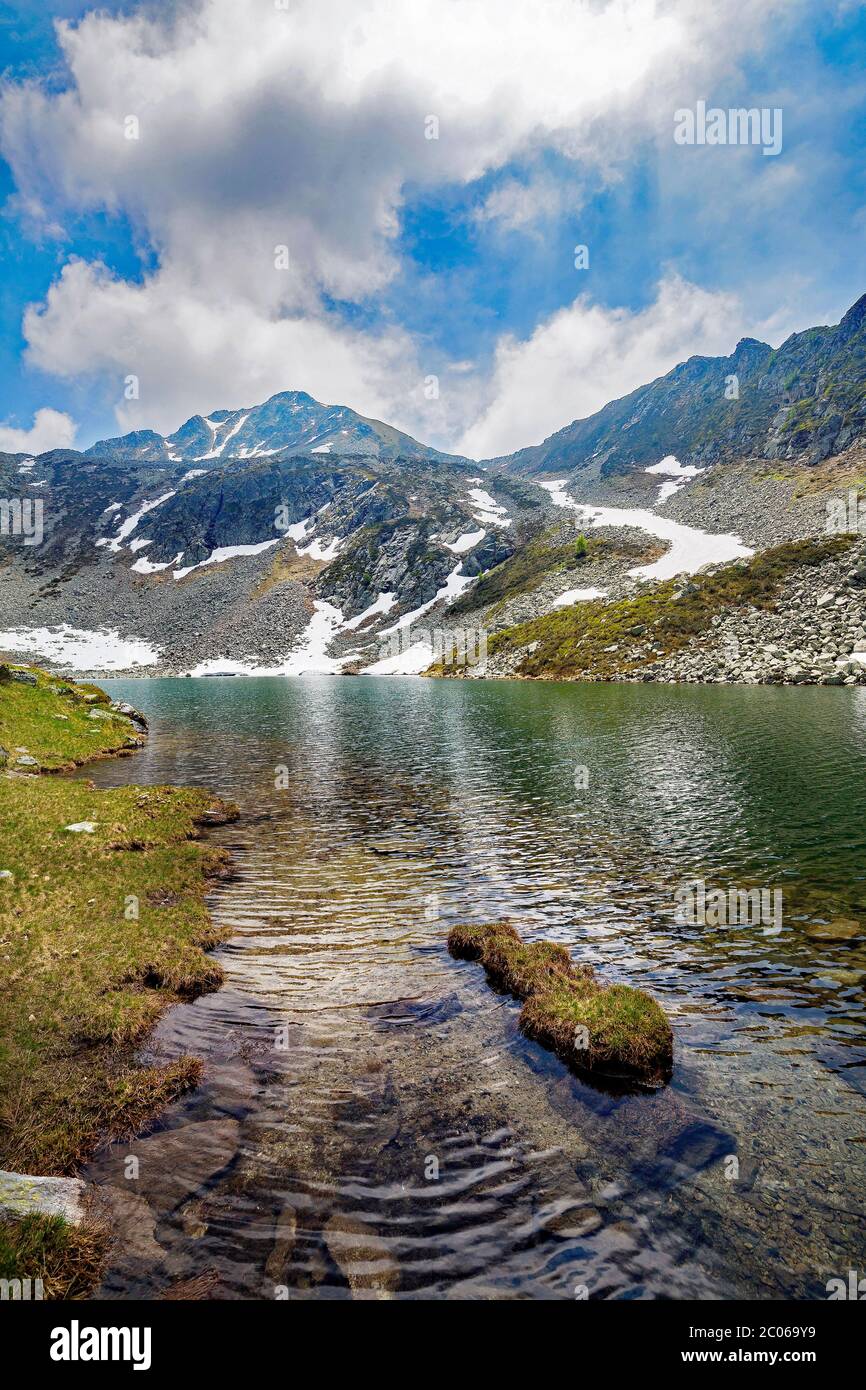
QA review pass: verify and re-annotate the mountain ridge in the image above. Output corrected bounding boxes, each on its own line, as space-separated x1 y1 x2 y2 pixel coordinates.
85 389 462 467
490 292 866 479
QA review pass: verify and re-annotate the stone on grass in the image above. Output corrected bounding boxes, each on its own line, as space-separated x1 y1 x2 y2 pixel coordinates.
0 1169 86 1225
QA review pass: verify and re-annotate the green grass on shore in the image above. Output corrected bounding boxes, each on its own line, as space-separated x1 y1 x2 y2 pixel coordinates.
447 526 661 619
0 1213 109 1300
0 665 143 771
0 668 237 1176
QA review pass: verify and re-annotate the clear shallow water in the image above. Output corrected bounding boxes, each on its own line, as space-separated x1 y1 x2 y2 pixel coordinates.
80 677 866 1300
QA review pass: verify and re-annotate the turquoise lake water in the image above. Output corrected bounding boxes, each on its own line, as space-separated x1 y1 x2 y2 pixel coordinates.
80 676 866 1299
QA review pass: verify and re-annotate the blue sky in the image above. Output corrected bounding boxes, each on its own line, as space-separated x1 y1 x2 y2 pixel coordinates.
1 0 866 458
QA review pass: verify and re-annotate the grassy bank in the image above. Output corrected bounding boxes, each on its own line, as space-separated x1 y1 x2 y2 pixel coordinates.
448 921 672 1088
0 667 237 1175
0 664 144 770
483 537 853 680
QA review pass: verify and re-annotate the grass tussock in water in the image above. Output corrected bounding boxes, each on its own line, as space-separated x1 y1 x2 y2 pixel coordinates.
486 536 855 680
0 667 237 1174
448 921 673 1087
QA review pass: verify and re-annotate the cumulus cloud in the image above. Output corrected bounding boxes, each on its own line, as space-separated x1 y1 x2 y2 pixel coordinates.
24 257 422 436
0 407 77 454
458 276 755 458
0 0 803 448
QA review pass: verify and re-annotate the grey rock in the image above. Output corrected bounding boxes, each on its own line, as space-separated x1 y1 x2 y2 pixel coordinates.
0 1169 86 1224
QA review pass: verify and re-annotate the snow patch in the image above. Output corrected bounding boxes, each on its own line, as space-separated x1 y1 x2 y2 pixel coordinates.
297 535 342 562
283 516 313 542
281 601 347 674
362 640 434 676
443 528 485 554
173 538 279 579
468 487 512 528
644 455 704 505
342 592 397 630
540 479 752 581
186 601 349 677
97 490 176 553
381 564 473 635
0 624 160 670
132 551 183 575
553 587 607 607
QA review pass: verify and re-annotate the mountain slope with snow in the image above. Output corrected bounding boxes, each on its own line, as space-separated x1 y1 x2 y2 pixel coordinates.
87 391 463 466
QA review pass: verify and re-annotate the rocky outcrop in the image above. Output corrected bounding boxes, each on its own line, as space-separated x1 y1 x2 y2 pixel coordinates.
464 536 866 686
647 541 866 686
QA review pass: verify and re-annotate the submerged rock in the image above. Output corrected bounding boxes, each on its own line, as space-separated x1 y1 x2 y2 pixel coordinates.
545 1204 604 1239
365 992 463 1030
804 918 861 941
111 1118 241 1211
157 1269 221 1300
93 1186 164 1268
324 1213 399 1300
265 1202 298 1284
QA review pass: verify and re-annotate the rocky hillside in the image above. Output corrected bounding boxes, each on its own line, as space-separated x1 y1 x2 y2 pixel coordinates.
454 536 866 687
0 438 536 674
1 297 864 681
495 293 866 480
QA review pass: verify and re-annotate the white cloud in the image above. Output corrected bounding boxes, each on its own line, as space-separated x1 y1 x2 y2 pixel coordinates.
23 257 420 436
0 0 804 448
474 171 580 232
0 407 77 454
458 275 752 458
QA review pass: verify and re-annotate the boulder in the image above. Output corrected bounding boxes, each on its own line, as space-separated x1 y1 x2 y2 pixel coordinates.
0 1169 86 1224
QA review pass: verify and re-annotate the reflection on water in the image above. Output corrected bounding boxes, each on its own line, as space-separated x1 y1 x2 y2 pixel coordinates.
81 677 866 1299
